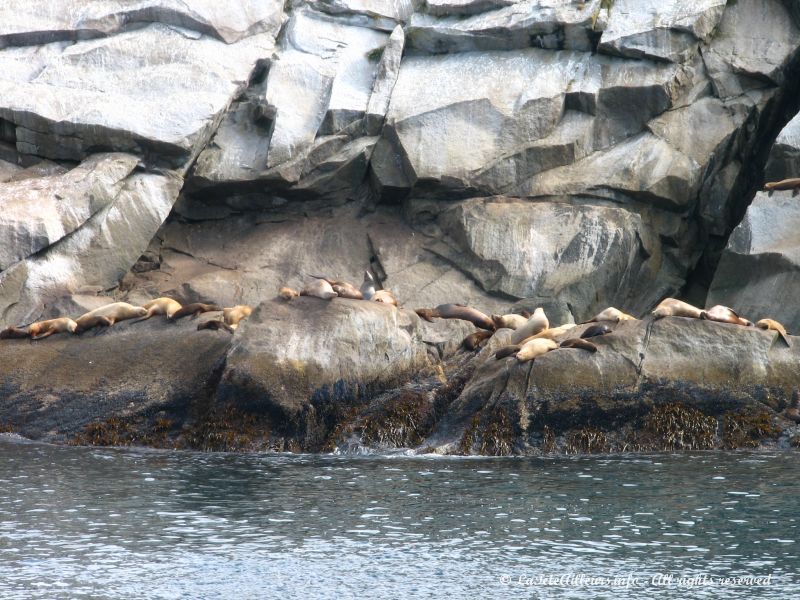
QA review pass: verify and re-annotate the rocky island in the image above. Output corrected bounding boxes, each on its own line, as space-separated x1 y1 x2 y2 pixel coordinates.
1 0 800 455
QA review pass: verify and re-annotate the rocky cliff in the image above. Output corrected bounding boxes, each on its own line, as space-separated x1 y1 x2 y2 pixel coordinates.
1 0 799 454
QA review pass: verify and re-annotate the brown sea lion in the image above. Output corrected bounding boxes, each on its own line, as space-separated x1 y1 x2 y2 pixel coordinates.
137 297 183 321
584 307 637 323
77 302 147 325
756 318 791 347
301 279 337 300
74 315 113 334
701 305 752 327
516 338 558 363
279 287 300 301
223 305 252 330
419 304 492 330
310 276 364 300
782 391 800 423
581 323 612 339
197 320 235 334
491 313 528 330
495 345 522 360
651 298 704 320
0 326 29 339
559 338 598 352
372 290 398 306
510 308 548 344
764 177 800 192
170 303 222 320
28 317 77 340
461 330 493 351
526 323 578 343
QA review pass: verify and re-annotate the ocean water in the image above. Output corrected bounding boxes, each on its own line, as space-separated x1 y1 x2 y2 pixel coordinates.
0 437 797 599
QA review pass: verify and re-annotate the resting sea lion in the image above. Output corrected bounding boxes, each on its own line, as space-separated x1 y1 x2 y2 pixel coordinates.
461 330 493 351
28 317 77 340
581 323 612 339
137 297 182 321
491 313 528 330
279 287 300 301
584 307 637 323
360 271 376 300
310 276 364 300
756 318 791 347
764 177 800 192
782 391 800 423
372 290 398 306
77 302 147 325
495 345 522 360
223 305 252 330
516 338 557 363
559 338 598 352
170 303 221 320
510 308 548 344
197 320 235 334
301 279 337 300
701 305 752 327
525 323 577 343
651 298 704 320
74 315 113 334
415 304 491 329
0 326 29 339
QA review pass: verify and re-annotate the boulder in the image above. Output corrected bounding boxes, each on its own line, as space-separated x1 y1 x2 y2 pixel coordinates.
293 0 413 30
764 111 800 182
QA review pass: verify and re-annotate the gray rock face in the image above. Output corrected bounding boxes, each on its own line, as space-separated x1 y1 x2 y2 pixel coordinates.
0 154 139 271
295 0 414 30
707 191 800 332
598 0 726 63
765 112 800 182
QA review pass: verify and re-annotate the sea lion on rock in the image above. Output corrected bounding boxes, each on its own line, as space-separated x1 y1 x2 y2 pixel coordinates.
782 391 800 423
414 304 492 330
526 323 577 343
651 298 704 320
197 320 235 334
510 308 548 344
584 307 637 323
310 276 364 300
559 338 598 352
77 302 147 325
223 305 252 330
495 345 522 360
372 290 398 306
516 338 558 363
0 326 29 339
138 297 182 321
756 318 791 347
701 305 752 327
170 303 221 320
74 315 113 334
279 287 300 301
491 313 528 330
360 271 377 300
764 177 800 193
301 279 337 300
28 317 77 340
461 330 493 351
580 323 612 339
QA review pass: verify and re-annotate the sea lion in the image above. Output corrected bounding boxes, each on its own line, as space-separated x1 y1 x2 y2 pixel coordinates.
279 287 300 301
77 302 147 325
559 338 598 352
495 345 522 360
764 177 800 192
0 326 29 340
425 304 492 330
461 330 493 351
510 308 548 344
756 318 792 347
301 279 337 300
372 289 398 306
782 391 800 423
526 323 578 343
310 276 364 300
28 317 77 340
580 323 612 339
74 315 113 334
491 313 528 330
701 305 752 327
516 338 558 363
223 305 252 330
360 271 377 300
584 307 637 323
197 320 235 334
170 303 222 320
137 297 183 321
651 298 704 320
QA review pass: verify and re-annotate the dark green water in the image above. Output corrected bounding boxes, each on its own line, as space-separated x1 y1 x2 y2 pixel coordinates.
0 436 797 599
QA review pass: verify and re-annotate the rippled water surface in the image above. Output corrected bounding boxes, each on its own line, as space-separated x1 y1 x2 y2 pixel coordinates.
0 438 797 599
